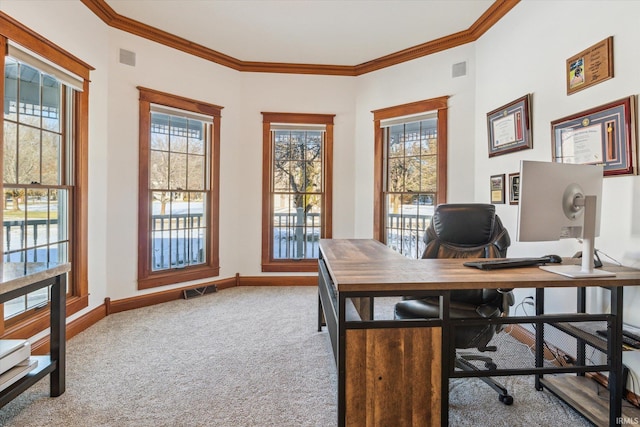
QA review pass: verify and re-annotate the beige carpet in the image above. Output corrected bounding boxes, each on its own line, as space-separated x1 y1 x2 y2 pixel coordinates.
0 286 597 426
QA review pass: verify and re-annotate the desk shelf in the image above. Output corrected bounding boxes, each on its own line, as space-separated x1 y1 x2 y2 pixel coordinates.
551 322 609 353
0 356 55 407
541 375 640 426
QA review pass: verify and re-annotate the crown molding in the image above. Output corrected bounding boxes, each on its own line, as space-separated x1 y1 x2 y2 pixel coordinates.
81 0 519 76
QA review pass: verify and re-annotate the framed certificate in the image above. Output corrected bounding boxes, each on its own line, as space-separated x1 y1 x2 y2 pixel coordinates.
486 94 532 157
551 96 637 176
490 174 505 204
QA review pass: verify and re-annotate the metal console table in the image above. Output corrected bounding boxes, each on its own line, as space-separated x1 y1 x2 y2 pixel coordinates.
0 262 70 407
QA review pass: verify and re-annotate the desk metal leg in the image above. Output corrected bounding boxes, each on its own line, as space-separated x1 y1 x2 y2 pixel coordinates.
576 287 586 374
441 292 450 427
609 286 623 426
318 293 325 332
535 288 544 391
337 294 346 427
49 274 66 397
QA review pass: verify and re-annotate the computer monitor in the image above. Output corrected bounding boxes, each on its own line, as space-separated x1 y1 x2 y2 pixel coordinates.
517 160 615 278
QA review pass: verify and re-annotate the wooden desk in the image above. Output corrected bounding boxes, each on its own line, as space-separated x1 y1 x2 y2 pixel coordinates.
0 262 70 407
318 239 640 426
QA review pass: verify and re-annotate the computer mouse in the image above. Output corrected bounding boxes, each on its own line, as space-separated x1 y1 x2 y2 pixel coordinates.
544 254 562 264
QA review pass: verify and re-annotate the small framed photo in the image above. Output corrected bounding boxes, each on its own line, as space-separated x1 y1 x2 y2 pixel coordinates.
490 174 505 204
486 94 533 157
508 172 520 205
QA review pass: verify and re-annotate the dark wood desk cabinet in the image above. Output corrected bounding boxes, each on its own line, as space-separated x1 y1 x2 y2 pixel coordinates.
318 239 640 427
0 262 70 407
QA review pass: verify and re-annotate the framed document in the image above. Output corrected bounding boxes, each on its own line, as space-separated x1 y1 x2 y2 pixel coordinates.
566 37 614 95
486 94 532 157
508 172 520 205
490 174 505 204
551 96 637 176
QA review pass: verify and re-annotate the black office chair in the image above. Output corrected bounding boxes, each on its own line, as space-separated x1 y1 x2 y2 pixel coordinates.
394 203 515 405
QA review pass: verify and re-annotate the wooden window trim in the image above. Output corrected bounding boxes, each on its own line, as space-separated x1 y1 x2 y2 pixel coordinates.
372 97 449 242
137 87 222 289
261 112 334 272
0 12 93 336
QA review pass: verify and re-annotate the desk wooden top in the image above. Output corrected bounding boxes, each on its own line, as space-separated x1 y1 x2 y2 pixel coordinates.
319 239 640 293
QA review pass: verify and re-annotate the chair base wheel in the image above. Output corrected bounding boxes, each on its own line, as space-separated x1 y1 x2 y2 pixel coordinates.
499 394 514 405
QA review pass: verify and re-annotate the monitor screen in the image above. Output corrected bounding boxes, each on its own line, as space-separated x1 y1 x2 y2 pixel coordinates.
517 160 603 242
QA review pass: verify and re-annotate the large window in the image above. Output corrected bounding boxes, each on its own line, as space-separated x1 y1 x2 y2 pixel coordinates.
137 87 221 289
0 13 91 335
373 97 448 258
261 113 334 272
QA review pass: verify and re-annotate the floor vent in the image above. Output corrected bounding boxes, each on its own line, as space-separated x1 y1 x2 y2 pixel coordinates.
182 285 217 299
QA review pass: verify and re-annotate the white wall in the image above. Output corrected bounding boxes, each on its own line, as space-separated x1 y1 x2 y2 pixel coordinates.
475 0 640 324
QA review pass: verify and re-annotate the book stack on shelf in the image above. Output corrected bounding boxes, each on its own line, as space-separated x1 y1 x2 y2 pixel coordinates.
0 340 37 392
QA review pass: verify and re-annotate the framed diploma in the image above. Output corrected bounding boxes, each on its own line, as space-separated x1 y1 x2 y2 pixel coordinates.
551 96 637 176
486 94 532 157
566 37 614 95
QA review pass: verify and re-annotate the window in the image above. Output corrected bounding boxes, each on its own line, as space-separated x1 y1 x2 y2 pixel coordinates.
0 13 91 334
372 97 448 258
261 113 334 272
137 87 221 289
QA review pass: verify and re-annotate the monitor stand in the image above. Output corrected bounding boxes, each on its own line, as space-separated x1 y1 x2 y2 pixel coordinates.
539 195 615 278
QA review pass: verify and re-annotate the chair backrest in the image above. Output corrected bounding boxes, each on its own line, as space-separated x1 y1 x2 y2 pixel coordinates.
422 203 511 309
422 203 510 259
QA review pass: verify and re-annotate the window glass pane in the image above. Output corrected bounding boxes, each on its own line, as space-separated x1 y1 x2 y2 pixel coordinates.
387 158 403 192
150 113 170 151
3 122 18 184
150 150 169 189
150 188 207 272
42 131 60 185
188 121 205 154
4 296 25 319
421 120 438 154
4 59 18 122
18 126 40 184
3 187 67 264
305 160 322 190
421 157 437 192
27 287 49 310
186 154 204 190
170 152 187 190
404 156 420 192
41 74 60 132
273 167 290 192
170 130 188 154
388 126 404 158
272 194 322 260
305 132 323 160
404 126 421 155
18 63 41 126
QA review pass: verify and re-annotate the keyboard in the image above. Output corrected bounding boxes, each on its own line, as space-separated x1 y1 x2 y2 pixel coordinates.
463 256 560 270
596 329 640 349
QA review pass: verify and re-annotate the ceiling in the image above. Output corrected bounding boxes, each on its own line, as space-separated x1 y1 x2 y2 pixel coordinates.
103 0 497 66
